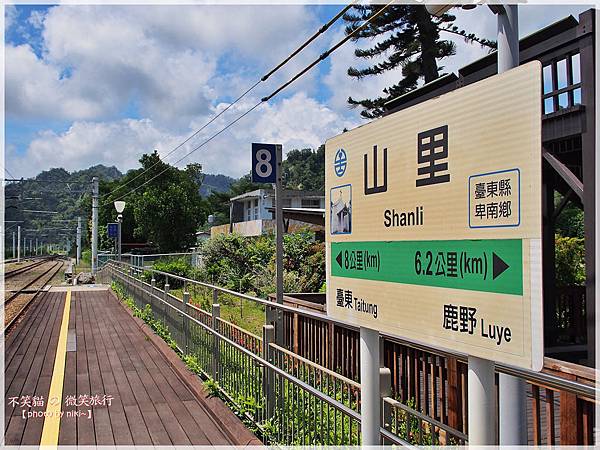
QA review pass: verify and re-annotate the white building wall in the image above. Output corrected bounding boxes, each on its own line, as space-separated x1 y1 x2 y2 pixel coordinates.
259 191 272 220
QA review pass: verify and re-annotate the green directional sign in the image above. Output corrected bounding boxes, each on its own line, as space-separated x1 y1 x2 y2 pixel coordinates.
331 239 523 296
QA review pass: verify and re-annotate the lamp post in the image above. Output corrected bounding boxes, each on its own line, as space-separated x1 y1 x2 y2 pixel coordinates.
114 201 126 262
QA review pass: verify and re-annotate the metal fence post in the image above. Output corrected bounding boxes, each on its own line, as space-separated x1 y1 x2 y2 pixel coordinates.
151 277 156 310
183 291 190 354
164 282 170 323
262 324 275 419
212 302 221 381
379 338 392 432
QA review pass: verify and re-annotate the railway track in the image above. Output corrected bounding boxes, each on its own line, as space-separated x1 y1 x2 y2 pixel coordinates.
4 259 64 334
4 256 57 279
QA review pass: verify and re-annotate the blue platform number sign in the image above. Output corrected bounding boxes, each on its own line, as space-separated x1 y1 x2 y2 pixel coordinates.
252 143 277 183
334 148 347 177
107 223 119 239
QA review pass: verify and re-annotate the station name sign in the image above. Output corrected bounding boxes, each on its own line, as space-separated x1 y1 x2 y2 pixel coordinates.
325 62 543 371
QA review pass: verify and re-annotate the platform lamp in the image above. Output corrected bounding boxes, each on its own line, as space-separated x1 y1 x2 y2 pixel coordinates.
114 201 126 262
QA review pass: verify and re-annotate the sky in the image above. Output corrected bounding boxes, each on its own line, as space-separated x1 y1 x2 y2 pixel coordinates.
4 2 592 179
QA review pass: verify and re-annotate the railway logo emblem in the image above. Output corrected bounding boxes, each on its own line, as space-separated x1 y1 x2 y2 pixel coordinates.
334 148 347 177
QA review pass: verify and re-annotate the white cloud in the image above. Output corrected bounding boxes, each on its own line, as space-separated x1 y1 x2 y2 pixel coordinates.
5 5 19 31
7 119 183 177
7 92 353 179
7 3 591 181
6 4 323 129
27 10 45 29
6 43 114 120
167 91 355 177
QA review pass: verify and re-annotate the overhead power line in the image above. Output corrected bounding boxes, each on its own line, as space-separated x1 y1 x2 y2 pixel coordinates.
101 1 357 204
106 0 396 205
261 0 394 102
4 167 16 179
106 102 263 204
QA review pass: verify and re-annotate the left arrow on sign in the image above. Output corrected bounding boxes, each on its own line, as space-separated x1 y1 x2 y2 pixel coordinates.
336 251 343 268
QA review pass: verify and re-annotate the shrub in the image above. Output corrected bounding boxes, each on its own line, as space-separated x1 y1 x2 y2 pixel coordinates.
152 257 194 288
153 230 326 297
555 233 585 286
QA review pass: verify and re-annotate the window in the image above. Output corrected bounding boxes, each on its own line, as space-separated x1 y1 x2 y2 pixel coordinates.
301 198 321 208
282 199 292 208
246 201 252 221
542 53 582 115
556 58 567 89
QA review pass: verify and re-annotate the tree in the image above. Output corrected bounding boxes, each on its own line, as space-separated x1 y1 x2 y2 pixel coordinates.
204 145 326 227
282 146 325 191
132 154 207 251
344 5 495 119
98 151 208 252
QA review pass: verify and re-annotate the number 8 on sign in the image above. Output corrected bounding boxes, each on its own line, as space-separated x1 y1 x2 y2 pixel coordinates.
251 143 278 183
255 149 272 178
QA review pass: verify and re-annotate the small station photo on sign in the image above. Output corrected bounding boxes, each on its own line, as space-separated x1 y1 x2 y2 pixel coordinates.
325 61 543 372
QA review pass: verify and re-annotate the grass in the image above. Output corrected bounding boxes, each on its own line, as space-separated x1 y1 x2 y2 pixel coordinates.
170 287 266 336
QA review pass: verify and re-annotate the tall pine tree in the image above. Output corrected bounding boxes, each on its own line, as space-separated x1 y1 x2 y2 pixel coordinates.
344 5 495 118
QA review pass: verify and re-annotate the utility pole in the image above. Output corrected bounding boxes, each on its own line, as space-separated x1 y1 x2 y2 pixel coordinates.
18 226 21 261
76 216 82 265
91 177 99 274
35 238 38 255
12 232 16 259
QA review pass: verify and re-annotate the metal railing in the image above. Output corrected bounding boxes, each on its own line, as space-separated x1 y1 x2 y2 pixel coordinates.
127 252 198 268
100 262 412 446
99 252 198 268
100 261 598 445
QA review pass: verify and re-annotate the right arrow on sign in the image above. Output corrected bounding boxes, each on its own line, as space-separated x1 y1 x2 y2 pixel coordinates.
492 252 510 280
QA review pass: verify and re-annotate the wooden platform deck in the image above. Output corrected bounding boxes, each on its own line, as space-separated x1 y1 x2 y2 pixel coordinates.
4 286 260 446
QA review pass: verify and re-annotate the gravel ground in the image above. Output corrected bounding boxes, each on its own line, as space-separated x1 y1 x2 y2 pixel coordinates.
4 260 63 292
4 260 65 329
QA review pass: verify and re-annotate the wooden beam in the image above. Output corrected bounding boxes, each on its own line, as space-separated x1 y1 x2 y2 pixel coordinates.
543 149 583 200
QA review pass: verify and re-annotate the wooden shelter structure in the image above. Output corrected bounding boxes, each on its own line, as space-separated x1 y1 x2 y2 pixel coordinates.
384 9 596 367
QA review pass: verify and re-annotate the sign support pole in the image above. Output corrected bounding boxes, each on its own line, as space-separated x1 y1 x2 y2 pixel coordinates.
274 144 284 345
468 355 496 444
12 232 16 259
360 326 380 445
466 6 524 446
496 4 527 445
91 177 99 274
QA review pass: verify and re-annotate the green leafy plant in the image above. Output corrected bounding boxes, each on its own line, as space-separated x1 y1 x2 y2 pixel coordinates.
555 233 585 286
204 379 223 399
